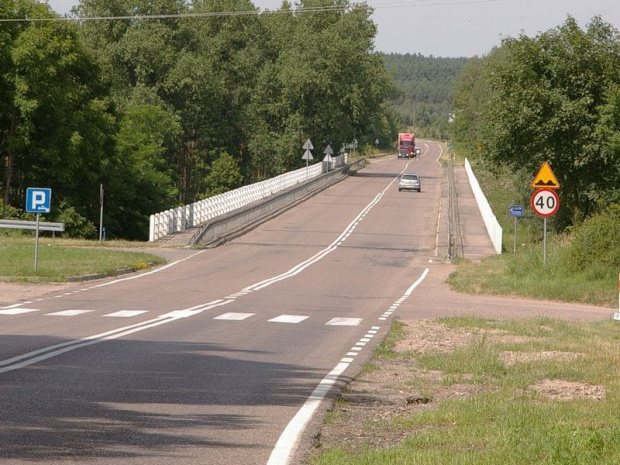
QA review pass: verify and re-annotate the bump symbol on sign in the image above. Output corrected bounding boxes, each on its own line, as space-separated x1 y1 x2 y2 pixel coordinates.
531 162 560 189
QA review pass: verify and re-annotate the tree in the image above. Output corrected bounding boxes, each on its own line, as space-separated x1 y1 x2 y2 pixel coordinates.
204 152 243 196
247 0 393 178
463 16 620 228
5 3 118 232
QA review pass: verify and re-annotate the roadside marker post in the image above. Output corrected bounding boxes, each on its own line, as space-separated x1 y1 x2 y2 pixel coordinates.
614 274 620 321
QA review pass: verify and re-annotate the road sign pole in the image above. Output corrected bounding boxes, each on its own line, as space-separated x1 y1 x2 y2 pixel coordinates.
34 213 40 272
513 217 517 254
615 274 620 321
543 217 547 265
99 184 104 242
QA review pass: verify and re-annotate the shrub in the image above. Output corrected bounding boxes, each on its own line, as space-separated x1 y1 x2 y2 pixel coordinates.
564 204 620 269
55 202 97 239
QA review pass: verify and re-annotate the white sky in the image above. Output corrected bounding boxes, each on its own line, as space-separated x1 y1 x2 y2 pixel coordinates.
46 0 620 57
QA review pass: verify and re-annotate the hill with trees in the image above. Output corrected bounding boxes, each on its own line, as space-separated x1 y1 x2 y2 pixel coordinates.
382 53 469 140
451 16 620 231
0 0 396 240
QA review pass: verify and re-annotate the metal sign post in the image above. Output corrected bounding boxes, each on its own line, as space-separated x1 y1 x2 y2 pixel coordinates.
531 189 559 264
530 161 560 265
615 274 620 321
302 139 314 182
34 213 40 271
509 205 523 254
99 184 104 242
26 187 52 272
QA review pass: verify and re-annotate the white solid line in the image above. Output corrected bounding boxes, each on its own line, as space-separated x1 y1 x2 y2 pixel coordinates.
268 362 350 465
404 268 430 297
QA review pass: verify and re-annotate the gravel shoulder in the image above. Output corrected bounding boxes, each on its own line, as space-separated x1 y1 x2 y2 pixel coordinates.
299 261 614 463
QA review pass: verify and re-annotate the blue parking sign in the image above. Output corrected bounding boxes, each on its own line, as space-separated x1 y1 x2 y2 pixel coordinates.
26 188 52 213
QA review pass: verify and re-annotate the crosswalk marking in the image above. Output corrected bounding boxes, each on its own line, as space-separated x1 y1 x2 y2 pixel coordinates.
214 312 255 321
104 310 148 318
0 308 39 315
1 308 367 326
268 315 309 324
46 310 94 317
326 317 363 326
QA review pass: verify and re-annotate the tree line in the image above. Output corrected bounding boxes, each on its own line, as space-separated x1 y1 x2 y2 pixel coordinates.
451 16 620 231
383 52 468 140
1 0 397 240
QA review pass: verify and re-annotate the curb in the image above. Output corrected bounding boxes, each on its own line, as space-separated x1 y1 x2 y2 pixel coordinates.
66 262 157 283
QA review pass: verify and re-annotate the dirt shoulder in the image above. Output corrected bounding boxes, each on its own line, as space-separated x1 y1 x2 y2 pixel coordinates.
300 262 613 463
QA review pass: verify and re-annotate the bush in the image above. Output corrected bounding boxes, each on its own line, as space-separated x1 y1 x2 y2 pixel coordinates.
564 204 620 269
55 202 97 239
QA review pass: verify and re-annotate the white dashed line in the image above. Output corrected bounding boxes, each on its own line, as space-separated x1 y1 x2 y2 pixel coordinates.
268 315 309 324
214 312 255 321
46 310 94 317
0 308 39 315
325 317 363 326
104 310 148 318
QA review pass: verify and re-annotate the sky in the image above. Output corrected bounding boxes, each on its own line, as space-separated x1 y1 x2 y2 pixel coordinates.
46 0 620 57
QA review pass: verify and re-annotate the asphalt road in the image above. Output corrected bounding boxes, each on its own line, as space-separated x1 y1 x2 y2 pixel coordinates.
0 142 485 464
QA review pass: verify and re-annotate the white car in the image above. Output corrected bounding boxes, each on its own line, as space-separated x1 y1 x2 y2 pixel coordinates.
398 173 421 192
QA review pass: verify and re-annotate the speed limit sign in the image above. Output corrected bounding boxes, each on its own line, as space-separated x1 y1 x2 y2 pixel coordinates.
531 188 559 217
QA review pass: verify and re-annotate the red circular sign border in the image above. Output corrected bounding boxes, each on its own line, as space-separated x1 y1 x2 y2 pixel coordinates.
531 188 560 218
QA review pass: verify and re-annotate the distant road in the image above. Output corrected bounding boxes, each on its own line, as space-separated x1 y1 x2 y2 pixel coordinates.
0 143 446 464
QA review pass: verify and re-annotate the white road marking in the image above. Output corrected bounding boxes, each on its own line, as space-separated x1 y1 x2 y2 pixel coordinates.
268 362 349 465
326 317 363 326
0 308 39 315
268 315 309 324
1 171 431 465
104 310 148 318
46 310 94 317
0 303 25 310
214 312 255 321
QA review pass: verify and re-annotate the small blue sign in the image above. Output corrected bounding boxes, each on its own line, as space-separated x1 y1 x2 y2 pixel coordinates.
509 205 524 218
26 188 52 213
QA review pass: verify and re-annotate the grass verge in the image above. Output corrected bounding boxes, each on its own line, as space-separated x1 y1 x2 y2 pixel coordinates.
446 152 618 308
0 235 166 282
311 316 620 464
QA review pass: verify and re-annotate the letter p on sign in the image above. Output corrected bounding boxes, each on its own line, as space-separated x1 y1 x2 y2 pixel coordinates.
26 188 52 214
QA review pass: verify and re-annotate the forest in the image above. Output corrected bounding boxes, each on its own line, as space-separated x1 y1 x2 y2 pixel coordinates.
383 53 468 140
0 0 399 240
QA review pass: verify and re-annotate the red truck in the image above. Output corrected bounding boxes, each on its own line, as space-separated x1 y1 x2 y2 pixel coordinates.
398 132 416 158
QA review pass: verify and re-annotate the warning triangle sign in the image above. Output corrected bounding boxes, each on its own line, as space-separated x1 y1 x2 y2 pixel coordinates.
531 162 560 189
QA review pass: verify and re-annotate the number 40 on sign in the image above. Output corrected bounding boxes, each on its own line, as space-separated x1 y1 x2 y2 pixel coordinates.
531 188 559 217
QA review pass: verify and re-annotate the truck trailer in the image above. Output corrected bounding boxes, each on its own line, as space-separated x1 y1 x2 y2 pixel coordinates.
398 133 416 158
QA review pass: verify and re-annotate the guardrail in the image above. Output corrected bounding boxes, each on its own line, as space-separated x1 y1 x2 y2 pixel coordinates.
190 159 365 247
0 219 65 232
149 155 345 242
464 158 502 254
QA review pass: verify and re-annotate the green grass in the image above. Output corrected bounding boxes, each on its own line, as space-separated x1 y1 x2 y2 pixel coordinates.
446 152 619 308
311 318 620 464
0 234 166 282
448 243 618 307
